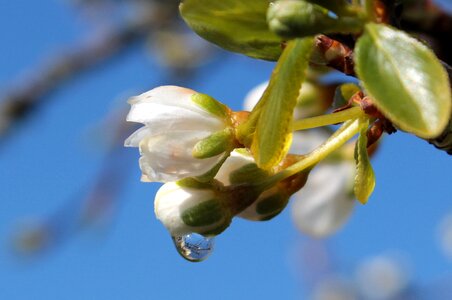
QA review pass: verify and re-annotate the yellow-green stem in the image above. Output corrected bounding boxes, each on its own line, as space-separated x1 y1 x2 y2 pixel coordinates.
364 0 377 21
292 107 364 131
259 118 361 189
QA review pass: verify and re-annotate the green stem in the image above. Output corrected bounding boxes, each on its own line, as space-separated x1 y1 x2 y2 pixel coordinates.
364 0 377 21
292 106 364 131
259 118 361 189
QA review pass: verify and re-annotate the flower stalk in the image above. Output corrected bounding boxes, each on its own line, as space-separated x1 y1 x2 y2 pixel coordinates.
292 106 364 131
259 118 362 189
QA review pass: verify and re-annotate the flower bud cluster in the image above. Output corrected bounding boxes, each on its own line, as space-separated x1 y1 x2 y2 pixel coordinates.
125 84 355 239
125 86 305 237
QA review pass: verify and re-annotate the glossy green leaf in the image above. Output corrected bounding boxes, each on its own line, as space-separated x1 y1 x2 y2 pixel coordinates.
180 0 282 61
354 118 375 204
355 23 452 138
251 38 314 169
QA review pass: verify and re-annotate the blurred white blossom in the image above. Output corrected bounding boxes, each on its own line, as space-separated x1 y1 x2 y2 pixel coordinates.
438 213 452 260
312 276 357 300
291 162 355 238
355 255 409 300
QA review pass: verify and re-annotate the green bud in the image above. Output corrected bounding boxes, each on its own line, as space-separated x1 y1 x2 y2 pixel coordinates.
155 182 232 236
192 128 235 159
268 0 363 38
239 186 290 221
239 170 311 221
304 0 351 15
191 93 230 120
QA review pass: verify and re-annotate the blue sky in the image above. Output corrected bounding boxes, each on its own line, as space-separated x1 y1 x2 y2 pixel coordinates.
1 1 451 299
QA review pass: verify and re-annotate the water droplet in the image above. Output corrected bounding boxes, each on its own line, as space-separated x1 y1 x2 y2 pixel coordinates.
172 233 215 262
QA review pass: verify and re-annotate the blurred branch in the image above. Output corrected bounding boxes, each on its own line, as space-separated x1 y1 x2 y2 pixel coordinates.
0 1 178 141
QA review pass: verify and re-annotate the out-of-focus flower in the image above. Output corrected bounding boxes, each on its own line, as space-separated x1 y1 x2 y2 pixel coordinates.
125 85 233 182
291 162 355 238
243 81 268 112
437 213 452 260
311 276 358 300
243 80 328 119
355 255 409 300
154 180 232 237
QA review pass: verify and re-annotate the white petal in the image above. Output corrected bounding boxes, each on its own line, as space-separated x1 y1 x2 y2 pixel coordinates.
128 86 195 106
139 131 224 182
214 149 254 185
126 102 224 133
124 126 149 147
128 85 214 117
243 81 269 111
291 163 355 238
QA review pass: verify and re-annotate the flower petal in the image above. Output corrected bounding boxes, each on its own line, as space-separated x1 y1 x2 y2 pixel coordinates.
126 102 224 133
124 126 149 147
139 131 224 182
128 85 217 117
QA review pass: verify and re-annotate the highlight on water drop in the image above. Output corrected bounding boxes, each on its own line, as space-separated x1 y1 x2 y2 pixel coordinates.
172 233 215 262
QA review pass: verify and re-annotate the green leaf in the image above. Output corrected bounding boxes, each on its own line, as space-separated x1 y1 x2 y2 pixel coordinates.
251 37 314 169
354 118 375 204
180 0 282 61
355 23 452 138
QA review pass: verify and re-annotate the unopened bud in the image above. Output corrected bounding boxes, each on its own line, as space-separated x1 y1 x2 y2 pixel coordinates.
268 0 362 39
155 180 232 237
240 169 310 221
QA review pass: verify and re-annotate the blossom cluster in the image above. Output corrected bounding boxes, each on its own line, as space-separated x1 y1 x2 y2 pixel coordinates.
125 85 356 239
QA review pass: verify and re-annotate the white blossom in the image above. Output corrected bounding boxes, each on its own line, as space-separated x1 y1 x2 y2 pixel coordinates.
125 85 228 182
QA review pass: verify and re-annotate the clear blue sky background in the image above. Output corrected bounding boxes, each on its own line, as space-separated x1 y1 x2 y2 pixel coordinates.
0 1 451 299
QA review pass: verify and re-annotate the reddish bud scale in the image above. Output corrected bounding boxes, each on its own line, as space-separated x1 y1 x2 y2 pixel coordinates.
315 35 355 75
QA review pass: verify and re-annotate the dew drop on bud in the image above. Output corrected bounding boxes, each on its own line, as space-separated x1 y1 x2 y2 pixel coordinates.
171 233 215 262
